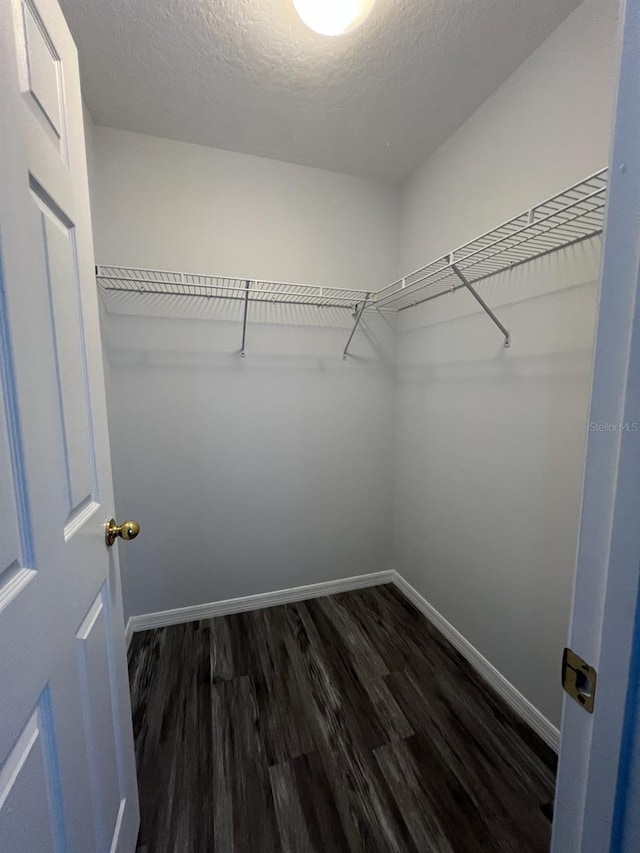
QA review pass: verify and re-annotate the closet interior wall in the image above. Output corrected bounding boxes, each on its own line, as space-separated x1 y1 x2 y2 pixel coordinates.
90 123 401 620
89 0 619 734
395 0 618 728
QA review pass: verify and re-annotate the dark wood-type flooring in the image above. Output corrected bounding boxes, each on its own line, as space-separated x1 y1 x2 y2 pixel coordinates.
128 583 556 852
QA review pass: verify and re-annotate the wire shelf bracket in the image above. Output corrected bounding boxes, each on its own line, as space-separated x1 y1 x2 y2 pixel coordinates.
451 263 511 347
240 280 250 357
343 297 370 360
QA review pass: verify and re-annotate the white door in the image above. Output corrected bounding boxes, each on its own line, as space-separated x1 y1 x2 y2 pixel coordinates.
551 0 640 850
0 0 140 850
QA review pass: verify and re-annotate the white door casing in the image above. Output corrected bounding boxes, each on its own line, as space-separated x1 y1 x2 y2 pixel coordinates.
0 0 139 850
551 0 640 850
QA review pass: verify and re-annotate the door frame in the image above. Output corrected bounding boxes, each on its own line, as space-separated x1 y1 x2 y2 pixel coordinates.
551 0 640 850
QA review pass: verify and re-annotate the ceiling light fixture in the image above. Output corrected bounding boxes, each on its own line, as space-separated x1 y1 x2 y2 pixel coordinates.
293 0 376 36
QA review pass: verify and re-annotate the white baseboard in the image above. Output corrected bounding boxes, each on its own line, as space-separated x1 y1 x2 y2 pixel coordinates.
390 570 560 752
126 570 395 636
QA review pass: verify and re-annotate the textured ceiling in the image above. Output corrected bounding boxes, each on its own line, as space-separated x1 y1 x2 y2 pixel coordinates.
60 0 584 182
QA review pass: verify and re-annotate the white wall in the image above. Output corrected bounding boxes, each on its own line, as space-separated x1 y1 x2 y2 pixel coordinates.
91 130 399 619
90 126 400 290
400 0 617 272
395 0 619 727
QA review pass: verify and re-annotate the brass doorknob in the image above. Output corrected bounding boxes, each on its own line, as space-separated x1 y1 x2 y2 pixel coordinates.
105 518 141 547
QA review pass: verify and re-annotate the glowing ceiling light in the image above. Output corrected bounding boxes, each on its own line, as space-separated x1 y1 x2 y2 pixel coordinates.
293 0 376 36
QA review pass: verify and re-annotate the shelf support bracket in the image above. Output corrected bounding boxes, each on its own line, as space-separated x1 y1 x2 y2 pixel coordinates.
240 280 250 357
343 296 369 360
451 265 511 348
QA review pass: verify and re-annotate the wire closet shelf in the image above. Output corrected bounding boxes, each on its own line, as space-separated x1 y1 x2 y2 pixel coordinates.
95 268 370 309
375 168 607 314
96 168 607 355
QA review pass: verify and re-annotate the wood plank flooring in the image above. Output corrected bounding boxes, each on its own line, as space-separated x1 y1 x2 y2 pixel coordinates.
128 583 556 852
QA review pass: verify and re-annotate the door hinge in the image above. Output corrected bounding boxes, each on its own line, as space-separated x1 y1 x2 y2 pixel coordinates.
562 647 597 713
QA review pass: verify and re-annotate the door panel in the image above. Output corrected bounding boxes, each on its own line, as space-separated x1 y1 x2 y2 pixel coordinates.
76 586 126 853
31 181 99 533
0 366 35 608
0 401 24 577
0 0 139 849
17 0 65 144
0 689 67 853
